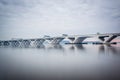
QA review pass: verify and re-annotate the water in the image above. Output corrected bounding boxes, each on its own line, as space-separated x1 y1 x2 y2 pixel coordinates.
0 44 120 80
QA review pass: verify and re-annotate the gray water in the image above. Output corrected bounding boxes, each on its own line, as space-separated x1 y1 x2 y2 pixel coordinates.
0 44 120 80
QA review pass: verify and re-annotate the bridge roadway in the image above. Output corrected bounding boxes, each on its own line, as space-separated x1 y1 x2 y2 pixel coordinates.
0 33 120 47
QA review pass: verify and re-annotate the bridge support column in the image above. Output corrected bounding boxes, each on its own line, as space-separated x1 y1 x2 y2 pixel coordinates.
21 40 31 47
0 41 4 46
98 37 105 42
34 39 45 48
73 37 87 44
11 40 20 47
3 41 10 46
68 37 75 43
105 35 117 43
51 37 64 44
98 35 118 44
0 41 2 46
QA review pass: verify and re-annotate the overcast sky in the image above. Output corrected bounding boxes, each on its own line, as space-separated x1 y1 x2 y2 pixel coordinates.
0 0 120 40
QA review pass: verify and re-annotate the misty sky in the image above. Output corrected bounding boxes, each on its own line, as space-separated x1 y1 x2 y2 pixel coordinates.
0 0 120 40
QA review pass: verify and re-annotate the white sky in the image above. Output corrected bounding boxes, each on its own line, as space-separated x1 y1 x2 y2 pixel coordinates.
0 0 120 39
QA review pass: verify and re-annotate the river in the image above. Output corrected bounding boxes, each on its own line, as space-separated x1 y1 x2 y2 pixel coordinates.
0 43 120 80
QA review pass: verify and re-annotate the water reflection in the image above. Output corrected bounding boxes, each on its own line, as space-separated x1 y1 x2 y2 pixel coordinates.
1 43 120 55
98 44 120 55
45 44 63 50
69 45 75 51
75 44 85 50
0 44 120 80
36 45 45 49
67 44 85 53
99 45 105 53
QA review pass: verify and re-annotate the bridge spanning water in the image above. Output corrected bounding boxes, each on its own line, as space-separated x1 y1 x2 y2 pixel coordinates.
0 33 120 47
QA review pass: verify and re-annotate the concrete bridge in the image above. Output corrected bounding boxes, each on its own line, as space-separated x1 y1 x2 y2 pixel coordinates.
0 33 120 47
65 33 120 44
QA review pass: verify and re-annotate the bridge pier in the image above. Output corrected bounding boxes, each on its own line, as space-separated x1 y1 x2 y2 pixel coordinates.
67 37 75 43
21 40 31 47
0 41 1 46
3 41 10 46
98 35 118 44
11 40 20 47
98 36 105 42
34 39 45 47
67 36 88 44
51 37 65 44
73 37 87 44
105 35 117 43
0 41 4 46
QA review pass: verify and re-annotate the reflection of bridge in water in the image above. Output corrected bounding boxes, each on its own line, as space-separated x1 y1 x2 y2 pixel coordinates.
0 33 120 47
0 40 120 55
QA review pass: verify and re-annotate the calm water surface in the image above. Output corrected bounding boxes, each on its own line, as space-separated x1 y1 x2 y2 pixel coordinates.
0 44 120 80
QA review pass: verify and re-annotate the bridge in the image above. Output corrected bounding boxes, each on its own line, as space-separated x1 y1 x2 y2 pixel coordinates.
0 33 120 47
